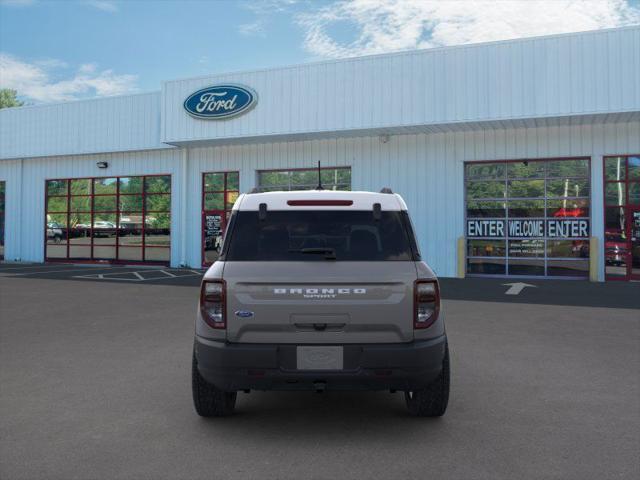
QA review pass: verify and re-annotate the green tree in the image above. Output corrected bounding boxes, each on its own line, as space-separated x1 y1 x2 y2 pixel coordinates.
0 89 24 109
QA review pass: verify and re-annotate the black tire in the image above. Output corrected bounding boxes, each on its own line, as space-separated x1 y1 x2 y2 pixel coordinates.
405 342 450 417
192 351 237 417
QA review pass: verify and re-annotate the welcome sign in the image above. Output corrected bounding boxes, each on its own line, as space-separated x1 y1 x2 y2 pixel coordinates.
184 84 257 119
467 219 590 238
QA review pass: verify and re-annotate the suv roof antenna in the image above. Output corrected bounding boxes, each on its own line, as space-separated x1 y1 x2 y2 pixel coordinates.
316 161 324 190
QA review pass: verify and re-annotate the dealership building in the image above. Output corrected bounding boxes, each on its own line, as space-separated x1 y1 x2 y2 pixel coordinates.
1 26 639 281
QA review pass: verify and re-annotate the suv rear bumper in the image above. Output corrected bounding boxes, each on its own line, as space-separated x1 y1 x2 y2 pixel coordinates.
194 335 447 392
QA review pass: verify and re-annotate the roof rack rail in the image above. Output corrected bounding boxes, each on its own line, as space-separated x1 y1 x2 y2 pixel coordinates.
380 187 393 194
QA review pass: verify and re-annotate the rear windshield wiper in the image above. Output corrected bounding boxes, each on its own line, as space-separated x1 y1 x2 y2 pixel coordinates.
288 247 337 260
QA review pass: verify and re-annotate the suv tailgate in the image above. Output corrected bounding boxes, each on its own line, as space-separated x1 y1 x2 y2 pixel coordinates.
223 261 417 344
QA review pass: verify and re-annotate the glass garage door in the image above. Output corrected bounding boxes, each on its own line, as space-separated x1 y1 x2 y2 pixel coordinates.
45 175 171 264
465 158 591 278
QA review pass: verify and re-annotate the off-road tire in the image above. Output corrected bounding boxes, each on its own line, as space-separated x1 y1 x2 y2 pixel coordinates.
192 352 237 417
405 342 450 417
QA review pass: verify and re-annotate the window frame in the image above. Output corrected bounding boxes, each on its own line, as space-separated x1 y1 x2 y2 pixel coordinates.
201 171 239 267
602 154 640 281
44 174 171 265
464 157 592 278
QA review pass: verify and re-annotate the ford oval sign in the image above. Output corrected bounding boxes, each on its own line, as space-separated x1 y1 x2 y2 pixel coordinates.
183 84 257 120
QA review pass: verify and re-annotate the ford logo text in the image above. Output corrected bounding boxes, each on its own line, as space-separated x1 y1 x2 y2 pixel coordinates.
183 84 257 120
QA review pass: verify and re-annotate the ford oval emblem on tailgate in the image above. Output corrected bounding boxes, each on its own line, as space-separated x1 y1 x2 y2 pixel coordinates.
235 310 254 318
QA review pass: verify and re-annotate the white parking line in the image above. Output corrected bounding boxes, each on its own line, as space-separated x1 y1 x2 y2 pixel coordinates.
0 265 65 272
0 267 128 277
71 269 202 282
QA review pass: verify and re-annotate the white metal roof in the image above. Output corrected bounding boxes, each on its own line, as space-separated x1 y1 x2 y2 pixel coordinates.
233 190 408 211
1 26 638 160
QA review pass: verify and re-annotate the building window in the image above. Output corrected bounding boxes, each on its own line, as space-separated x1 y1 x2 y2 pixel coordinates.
202 171 239 266
465 158 591 278
0 181 5 260
45 175 171 264
603 155 640 280
257 167 351 192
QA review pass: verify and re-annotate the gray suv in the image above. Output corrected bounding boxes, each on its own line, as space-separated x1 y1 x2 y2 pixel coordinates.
192 189 449 417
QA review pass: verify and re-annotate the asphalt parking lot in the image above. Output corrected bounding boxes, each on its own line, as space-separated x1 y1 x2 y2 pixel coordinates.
0 264 639 479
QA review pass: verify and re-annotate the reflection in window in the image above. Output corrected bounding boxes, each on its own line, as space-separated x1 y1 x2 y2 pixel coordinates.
202 171 240 266
508 200 545 218
507 180 545 198
547 240 589 258
465 158 590 278
547 260 589 277
145 176 171 194
547 159 589 178
629 183 640 205
629 156 640 180
257 167 351 192
605 183 625 206
119 177 143 194
547 199 589 218
94 196 117 212
604 157 626 181
546 179 590 198
94 178 117 194
466 181 505 199
466 201 506 218
70 179 91 195
467 258 506 275
508 259 545 276
467 240 506 257
465 163 505 180
45 175 171 263
507 161 545 179
70 196 91 212
47 196 68 212
47 180 67 196
604 209 627 254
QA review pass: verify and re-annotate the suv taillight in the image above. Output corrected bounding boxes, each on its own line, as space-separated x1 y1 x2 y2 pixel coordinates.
200 280 226 329
414 280 440 329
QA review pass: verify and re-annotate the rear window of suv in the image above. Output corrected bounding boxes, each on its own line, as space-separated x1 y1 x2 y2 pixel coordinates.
224 210 417 261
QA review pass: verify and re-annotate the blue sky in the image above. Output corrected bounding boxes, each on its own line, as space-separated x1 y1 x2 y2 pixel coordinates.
1 0 639 103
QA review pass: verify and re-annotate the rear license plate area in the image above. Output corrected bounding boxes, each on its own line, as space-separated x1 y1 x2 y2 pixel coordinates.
296 346 344 370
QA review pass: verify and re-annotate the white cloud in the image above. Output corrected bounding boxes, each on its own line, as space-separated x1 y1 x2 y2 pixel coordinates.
0 53 138 103
83 0 118 13
297 0 640 58
238 19 267 36
34 58 69 69
242 0 299 15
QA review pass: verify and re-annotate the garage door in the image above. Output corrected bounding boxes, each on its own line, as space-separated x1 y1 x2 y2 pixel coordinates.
45 175 171 264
